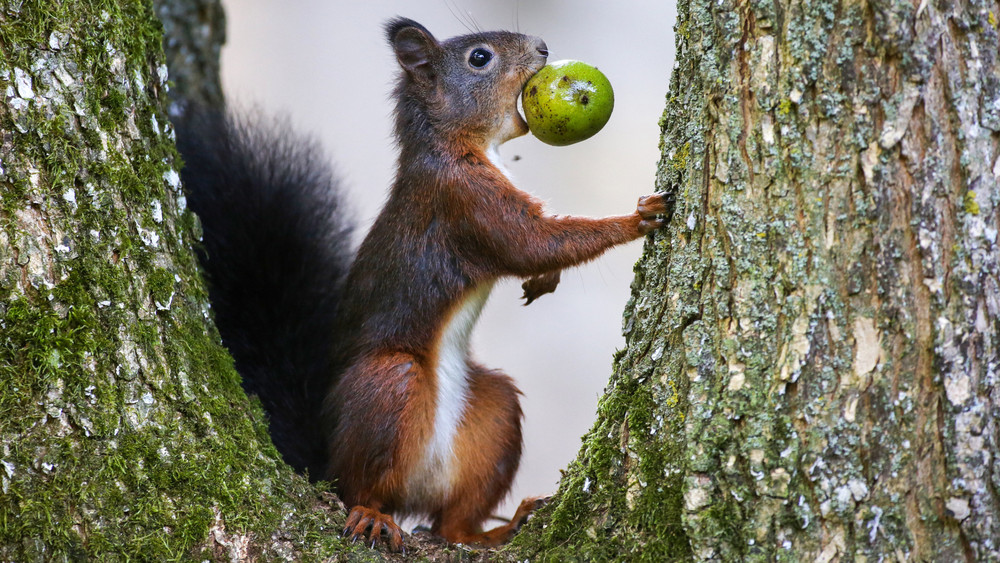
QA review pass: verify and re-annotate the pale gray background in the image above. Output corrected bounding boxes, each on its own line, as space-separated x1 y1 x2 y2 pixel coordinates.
220 0 676 518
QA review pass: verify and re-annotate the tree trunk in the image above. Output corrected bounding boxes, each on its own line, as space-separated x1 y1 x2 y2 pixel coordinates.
506 0 1000 561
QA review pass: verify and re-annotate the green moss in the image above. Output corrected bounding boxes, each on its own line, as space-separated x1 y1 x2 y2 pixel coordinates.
963 190 980 215
676 20 690 40
149 267 176 306
672 142 691 172
506 340 693 561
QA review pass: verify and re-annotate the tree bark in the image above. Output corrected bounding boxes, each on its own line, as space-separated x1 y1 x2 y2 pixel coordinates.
154 0 226 110
506 0 1000 561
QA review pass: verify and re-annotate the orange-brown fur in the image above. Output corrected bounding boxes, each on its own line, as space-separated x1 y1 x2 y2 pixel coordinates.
323 18 666 551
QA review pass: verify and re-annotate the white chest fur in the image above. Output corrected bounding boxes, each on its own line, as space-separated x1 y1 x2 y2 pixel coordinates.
405 281 495 507
486 142 513 182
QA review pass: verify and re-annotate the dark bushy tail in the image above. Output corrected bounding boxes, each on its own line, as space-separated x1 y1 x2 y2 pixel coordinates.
175 108 353 478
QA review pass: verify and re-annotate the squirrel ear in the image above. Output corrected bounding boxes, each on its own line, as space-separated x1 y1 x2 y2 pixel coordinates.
387 18 439 84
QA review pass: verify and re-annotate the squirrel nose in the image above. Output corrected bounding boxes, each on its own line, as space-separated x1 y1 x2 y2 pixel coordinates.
535 39 548 58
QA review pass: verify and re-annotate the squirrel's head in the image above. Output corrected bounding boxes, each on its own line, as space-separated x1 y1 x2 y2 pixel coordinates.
387 18 548 148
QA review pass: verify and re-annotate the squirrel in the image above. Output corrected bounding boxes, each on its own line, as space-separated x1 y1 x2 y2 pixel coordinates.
175 17 667 551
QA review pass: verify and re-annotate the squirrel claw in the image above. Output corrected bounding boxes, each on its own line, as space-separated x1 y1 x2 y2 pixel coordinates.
636 194 667 235
638 218 665 235
636 193 668 220
344 505 404 552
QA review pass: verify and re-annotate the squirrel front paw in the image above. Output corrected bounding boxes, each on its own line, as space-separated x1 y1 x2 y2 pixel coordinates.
636 194 667 234
521 271 561 305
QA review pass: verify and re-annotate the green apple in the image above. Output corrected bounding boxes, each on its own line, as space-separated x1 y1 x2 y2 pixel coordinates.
521 60 615 146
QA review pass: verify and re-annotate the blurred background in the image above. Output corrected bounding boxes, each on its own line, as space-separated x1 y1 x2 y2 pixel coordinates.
220 0 677 518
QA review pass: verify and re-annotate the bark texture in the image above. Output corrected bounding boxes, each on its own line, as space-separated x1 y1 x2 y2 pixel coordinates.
154 0 226 110
507 0 1000 561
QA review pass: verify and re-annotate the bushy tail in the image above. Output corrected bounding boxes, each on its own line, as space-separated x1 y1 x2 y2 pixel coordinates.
175 107 353 478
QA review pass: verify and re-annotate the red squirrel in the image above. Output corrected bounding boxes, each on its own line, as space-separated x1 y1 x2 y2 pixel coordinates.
175 17 666 551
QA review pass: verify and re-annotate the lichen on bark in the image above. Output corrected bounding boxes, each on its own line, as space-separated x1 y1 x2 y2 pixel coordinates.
507 0 1000 561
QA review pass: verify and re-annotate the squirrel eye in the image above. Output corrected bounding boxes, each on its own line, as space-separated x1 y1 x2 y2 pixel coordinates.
468 48 493 68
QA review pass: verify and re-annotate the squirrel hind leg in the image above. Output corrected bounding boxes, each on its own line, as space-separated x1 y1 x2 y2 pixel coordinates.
434 496 549 547
429 362 535 546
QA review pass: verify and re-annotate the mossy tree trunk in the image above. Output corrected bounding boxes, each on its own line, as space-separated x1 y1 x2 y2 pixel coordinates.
507 0 1000 561
0 1 367 560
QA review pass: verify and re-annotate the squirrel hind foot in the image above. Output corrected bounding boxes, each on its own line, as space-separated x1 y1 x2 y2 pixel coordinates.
343 505 405 552
438 495 550 548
